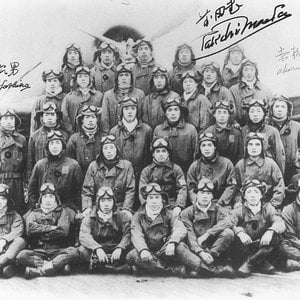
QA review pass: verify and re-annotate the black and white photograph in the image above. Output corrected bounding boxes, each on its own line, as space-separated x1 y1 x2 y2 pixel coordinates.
0 0 300 299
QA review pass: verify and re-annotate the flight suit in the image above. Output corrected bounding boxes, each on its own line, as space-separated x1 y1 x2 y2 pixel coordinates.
154 120 199 174
61 89 103 135
187 156 237 207
81 159 135 212
0 130 27 214
101 88 145 133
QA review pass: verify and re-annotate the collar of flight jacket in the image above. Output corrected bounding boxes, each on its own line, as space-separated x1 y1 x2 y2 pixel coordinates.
117 119 143 131
95 62 116 72
90 208 118 224
200 81 221 94
246 157 265 167
75 88 96 98
192 201 217 221
150 160 173 170
239 79 262 90
45 91 64 100
214 123 233 132
161 118 185 130
136 58 155 68
97 159 124 172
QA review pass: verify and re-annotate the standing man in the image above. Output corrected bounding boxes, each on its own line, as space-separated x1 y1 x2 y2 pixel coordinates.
27 103 69 181
66 105 105 175
0 109 27 215
142 66 179 130
90 43 117 93
28 130 83 222
110 97 153 180
269 95 300 183
132 39 157 96
101 64 145 133
61 66 103 135
154 98 198 174
30 69 65 134
169 43 202 95
61 43 83 93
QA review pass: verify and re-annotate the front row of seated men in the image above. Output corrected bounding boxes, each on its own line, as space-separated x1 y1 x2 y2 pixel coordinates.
0 177 300 279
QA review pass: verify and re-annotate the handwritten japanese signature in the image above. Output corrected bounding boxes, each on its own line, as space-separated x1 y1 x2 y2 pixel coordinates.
276 46 300 75
194 1 292 60
0 62 31 92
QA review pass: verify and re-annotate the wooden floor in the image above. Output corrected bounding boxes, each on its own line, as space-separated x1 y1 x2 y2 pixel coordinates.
1 270 300 300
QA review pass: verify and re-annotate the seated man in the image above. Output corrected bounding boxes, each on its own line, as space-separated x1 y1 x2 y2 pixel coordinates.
228 180 285 277
127 183 225 277
180 178 234 276
280 178 300 271
0 184 26 278
16 183 79 279
79 187 131 273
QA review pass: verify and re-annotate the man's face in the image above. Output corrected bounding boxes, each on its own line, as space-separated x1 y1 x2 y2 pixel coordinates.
45 78 61 92
77 73 90 89
123 105 137 123
100 49 114 65
102 143 117 160
67 50 80 65
249 106 264 123
229 50 243 65
200 141 216 158
0 116 15 131
203 68 218 84
146 193 163 213
272 101 288 120
42 112 57 128
153 75 166 90
48 139 63 156
153 148 169 163
118 72 131 88
183 78 197 93
166 106 181 123
82 114 98 129
0 196 8 210
178 48 192 64
242 65 256 81
99 197 114 214
196 191 213 207
214 108 230 125
137 44 152 62
41 193 57 209
244 186 262 206
247 139 262 157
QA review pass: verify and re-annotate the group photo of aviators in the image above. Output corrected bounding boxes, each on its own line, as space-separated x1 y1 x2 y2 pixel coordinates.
1 28 300 284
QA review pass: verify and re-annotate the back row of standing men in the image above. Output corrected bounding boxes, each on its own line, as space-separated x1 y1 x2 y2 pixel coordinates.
0 39 300 278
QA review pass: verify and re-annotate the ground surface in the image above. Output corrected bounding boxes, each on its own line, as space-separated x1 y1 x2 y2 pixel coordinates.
0 270 299 300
